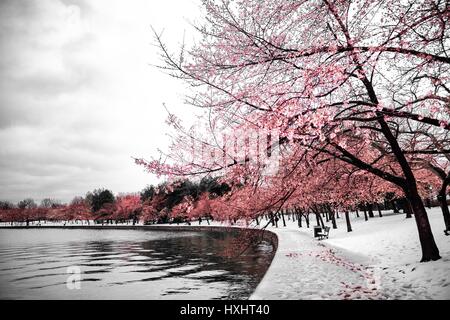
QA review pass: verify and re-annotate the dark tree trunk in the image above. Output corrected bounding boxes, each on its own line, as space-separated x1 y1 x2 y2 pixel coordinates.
355 209 360 218
281 210 287 227
298 213 302 228
326 204 337 229
305 213 310 228
367 204 374 218
269 213 275 226
315 211 325 228
392 200 399 213
363 70 440 261
407 189 441 262
383 198 389 210
404 199 413 219
345 210 352 232
363 208 368 221
437 184 450 233
330 210 337 229
426 198 432 209
377 203 383 217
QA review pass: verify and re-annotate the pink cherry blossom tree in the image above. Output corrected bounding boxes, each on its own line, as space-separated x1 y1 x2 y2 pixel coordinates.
140 0 450 261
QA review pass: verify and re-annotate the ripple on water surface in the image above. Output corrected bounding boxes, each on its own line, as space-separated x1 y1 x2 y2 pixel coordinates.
0 228 275 299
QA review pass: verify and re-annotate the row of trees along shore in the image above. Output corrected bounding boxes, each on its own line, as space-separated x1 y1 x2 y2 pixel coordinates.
0 177 230 226
0 179 447 230
133 0 450 262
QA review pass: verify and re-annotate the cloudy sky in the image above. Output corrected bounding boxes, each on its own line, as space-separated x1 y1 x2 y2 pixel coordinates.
0 0 202 203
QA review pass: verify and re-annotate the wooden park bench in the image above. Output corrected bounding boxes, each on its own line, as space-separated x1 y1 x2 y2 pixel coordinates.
317 226 330 240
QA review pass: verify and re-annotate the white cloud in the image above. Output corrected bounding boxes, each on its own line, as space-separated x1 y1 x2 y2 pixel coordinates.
0 0 202 203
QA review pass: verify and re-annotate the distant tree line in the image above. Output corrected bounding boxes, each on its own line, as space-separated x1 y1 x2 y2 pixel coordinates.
0 177 230 226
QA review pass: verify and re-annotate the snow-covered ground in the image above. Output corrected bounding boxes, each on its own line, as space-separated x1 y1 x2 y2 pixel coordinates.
251 207 450 300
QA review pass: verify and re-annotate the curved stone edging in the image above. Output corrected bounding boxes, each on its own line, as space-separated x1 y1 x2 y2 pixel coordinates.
0 224 276 242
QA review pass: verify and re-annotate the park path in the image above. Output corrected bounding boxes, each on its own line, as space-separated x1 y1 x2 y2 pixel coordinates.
250 228 383 300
